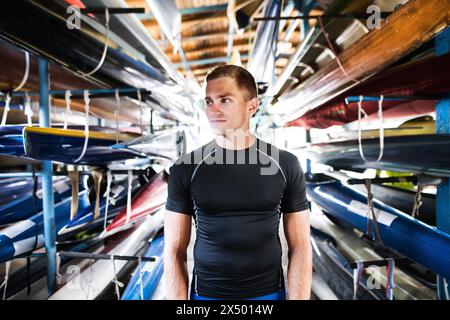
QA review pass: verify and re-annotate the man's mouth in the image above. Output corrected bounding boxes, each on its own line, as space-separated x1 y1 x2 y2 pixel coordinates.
210 119 227 123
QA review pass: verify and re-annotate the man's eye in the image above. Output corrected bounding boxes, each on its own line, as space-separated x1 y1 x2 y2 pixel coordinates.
221 98 231 103
205 100 212 106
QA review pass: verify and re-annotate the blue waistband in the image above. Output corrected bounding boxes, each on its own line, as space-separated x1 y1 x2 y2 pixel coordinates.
191 289 286 300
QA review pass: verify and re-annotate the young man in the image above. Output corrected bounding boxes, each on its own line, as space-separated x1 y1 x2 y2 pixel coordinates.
164 65 312 300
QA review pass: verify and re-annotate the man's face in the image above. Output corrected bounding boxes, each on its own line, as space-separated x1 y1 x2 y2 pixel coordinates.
205 77 258 136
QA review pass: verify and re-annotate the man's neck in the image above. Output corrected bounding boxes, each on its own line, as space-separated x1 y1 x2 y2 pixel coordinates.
215 131 256 150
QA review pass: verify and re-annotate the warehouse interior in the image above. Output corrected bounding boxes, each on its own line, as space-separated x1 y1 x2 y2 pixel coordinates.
0 0 449 300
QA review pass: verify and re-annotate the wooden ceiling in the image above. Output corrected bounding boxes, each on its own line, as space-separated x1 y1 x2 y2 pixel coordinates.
125 0 307 84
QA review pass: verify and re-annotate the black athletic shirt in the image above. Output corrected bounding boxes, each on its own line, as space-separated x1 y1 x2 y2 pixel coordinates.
166 138 308 299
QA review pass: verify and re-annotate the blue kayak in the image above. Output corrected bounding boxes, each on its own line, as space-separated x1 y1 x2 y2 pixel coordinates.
23 127 145 165
0 190 92 263
306 174 450 280
58 178 142 237
121 233 164 300
0 177 74 226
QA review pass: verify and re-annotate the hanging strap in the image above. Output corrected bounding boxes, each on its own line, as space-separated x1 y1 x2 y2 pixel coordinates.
358 95 385 162
411 184 424 218
63 90 72 130
125 170 132 224
364 179 384 245
110 255 124 300
80 8 110 78
56 252 63 286
74 90 90 163
318 17 360 85
13 51 30 92
1 93 11 126
1 51 30 126
114 89 121 144
352 261 364 300
69 170 79 220
385 258 395 300
91 170 103 220
137 256 144 300
24 92 33 125
0 261 11 300
103 170 112 230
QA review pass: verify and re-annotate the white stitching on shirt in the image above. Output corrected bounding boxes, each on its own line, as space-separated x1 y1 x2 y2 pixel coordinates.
191 149 216 182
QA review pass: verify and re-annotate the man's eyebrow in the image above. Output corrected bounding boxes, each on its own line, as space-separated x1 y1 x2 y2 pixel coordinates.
205 93 234 99
218 93 234 97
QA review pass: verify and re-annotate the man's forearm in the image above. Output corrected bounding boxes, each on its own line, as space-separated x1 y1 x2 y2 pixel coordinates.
287 246 312 300
164 251 189 300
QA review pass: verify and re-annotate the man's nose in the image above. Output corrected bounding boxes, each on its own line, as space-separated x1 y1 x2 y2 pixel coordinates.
208 101 222 114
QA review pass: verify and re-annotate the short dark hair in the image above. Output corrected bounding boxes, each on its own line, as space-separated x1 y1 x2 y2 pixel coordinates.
205 65 258 101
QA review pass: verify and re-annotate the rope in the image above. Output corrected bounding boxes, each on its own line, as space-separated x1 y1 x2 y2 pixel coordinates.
63 90 72 130
364 179 384 245
358 95 385 162
74 90 90 163
24 92 33 125
91 170 103 220
352 261 364 300
111 255 124 300
103 170 112 230
114 89 120 144
1 93 11 126
0 261 11 300
13 51 30 92
138 256 144 300
385 258 395 300
318 17 360 85
56 252 63 286
82 255 95 300
1 50 30 126
69 170 79 220
79 9 110 78
125 170 132 224
411 185 424 218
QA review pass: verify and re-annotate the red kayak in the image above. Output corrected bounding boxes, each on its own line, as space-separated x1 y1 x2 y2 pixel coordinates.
286 52 450 129
100 170 168 238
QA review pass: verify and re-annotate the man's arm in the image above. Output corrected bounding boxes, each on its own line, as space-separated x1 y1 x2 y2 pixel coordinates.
283 209 312 300
164 210 192 300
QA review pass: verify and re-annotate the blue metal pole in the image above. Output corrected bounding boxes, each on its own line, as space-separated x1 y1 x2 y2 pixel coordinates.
435 27 450 300
38 57 57 294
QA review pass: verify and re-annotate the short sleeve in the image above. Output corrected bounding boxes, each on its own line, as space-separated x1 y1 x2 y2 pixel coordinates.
280 154 309 214
166 162 194 215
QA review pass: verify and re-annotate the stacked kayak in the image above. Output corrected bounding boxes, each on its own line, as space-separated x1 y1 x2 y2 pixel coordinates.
101 170 168 238
306 174 450 280
310 209 436 300
302 120 450 177
0 127 25 157
121 233 165 300
23 127 145 165
57 175 142 238
0 189 92 262
0 177 73 226
48 209 164 300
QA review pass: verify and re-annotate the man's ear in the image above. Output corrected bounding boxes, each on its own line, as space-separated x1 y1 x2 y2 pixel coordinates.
248 97 259 116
